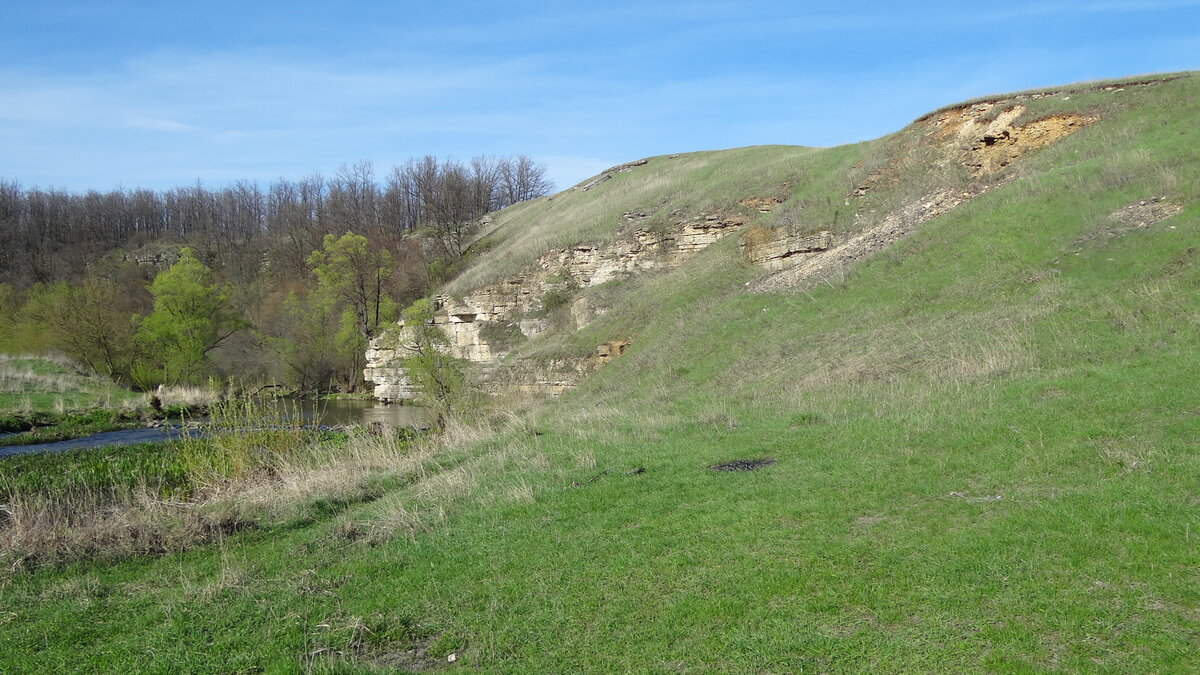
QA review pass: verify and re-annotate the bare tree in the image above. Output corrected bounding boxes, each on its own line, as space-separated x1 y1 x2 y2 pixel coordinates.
498 155 554 206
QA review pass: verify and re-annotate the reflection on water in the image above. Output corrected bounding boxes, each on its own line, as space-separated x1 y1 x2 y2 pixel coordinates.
1 399 433 458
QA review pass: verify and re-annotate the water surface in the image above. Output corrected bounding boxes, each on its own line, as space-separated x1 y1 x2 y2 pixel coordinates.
0 399 431 458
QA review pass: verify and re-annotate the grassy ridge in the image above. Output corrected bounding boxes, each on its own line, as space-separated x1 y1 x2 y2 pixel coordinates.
447 145 821 294
1 73 1198 671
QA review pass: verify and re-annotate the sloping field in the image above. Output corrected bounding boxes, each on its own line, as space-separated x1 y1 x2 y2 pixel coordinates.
2 72 1197 672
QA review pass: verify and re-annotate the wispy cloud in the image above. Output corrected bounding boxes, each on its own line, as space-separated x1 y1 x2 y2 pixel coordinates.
127 117 198 132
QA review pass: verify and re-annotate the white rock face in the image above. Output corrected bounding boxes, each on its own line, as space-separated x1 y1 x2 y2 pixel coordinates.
739 228 834 271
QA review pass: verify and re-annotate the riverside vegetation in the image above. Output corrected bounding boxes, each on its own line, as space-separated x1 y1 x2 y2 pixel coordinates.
0 353 218 444
0 72 1198 671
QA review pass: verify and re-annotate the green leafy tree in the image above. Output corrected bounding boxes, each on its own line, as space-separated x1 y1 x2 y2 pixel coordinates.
307 232 395 342
307 232 396 389
0 284 40 354
259 290 340 392
20 280 142 383
137 248 243 383
399 299 465 429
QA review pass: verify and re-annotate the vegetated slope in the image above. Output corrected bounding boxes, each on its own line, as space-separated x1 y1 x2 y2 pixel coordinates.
4 72 1198 672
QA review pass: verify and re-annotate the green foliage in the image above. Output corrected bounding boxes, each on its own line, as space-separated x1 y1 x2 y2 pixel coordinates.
540 287 574 313
137 248 244 384
307 231 395 341
260 290 338 392
0 285 39 353
477 320 523 350
12 281 142 383
400 299 466 427
306 232 397 390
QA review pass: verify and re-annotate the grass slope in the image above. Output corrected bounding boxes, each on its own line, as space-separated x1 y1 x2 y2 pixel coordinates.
0 354 144 418
2 72 1198 672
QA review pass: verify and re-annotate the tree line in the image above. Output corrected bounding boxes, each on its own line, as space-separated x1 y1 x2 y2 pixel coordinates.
0 155 552 393
0 155 551 288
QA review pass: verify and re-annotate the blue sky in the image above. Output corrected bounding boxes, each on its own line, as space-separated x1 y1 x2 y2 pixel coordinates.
2 1 1197 192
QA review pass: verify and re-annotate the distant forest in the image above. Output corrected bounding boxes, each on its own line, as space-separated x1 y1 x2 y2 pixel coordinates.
0 155 553 392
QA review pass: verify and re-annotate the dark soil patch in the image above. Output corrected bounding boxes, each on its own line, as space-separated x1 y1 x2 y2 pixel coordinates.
367 645 442 672
709 457 775 472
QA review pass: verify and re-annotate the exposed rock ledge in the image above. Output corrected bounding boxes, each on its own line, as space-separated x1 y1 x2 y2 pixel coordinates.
365 211 746 401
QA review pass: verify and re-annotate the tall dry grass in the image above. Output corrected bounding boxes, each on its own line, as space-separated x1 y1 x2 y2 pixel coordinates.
155 384 221 409
0 410 514 572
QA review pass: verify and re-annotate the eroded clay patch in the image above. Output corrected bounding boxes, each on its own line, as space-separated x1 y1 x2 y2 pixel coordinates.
1067 197 1184 254
930 103 1098 175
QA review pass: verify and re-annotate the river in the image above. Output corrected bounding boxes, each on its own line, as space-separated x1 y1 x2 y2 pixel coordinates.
0 399 433 459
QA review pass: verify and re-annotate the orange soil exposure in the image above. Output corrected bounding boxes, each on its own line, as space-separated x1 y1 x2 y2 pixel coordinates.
738 197 783 212
929 103 1098 175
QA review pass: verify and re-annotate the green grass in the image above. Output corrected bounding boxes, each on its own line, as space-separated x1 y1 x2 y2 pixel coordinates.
0 409 147 447
0 355 220 441
0 441 196 502
0 354 154 441
2 72 1198 672
0 354 145 421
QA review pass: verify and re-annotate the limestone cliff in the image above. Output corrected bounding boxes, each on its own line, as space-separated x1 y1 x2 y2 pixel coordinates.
364 209 754 401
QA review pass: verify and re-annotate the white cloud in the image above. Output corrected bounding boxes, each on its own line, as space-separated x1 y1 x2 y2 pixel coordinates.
127 116 197 132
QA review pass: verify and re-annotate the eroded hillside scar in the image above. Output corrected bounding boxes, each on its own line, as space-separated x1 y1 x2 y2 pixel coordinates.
930 103 1098 175
746 99 1099 294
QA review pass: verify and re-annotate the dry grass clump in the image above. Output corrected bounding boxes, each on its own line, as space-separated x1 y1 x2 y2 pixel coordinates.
2 493 251 572
154 384 221 409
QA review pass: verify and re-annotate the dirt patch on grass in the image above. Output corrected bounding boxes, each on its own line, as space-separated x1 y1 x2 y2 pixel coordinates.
739 197 784 212
710 457 775 472
1109 198 1183 229
365 644 445 672
1069 197 1183 252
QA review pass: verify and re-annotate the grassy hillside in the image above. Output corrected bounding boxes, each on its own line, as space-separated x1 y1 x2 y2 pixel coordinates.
0 354 144 417
446 144 823 295
2 72 1198 672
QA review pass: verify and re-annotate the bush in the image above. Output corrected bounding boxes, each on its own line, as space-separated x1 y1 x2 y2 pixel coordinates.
541 288 574 313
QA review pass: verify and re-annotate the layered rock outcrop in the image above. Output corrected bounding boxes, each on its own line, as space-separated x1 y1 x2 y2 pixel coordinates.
365 212 746 401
